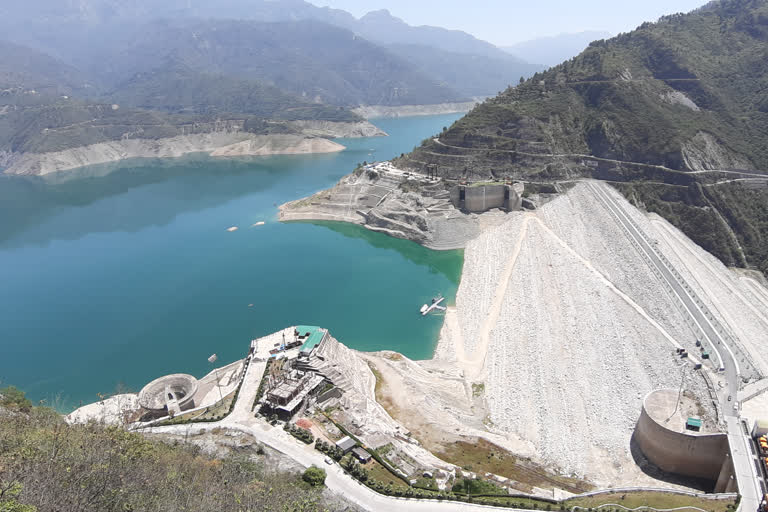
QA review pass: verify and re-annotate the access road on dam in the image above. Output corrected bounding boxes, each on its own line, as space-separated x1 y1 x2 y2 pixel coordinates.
589 182 762 512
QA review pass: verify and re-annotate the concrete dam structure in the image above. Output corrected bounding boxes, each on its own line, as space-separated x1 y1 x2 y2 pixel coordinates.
450 183 523 213
633 389 736 492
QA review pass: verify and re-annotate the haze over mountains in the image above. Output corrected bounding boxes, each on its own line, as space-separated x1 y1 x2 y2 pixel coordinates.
0 0 541 102
503 30 613 67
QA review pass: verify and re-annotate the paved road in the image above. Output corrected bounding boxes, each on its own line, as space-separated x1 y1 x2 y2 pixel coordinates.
144 355 522 512
150 420 530 512
589 182 762 512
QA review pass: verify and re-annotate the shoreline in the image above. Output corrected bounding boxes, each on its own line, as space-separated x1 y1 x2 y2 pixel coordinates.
4 134 345 176
3 119 386 177
353 101 479 119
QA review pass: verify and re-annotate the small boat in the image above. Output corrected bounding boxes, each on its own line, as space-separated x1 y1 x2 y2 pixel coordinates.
420 294 445 316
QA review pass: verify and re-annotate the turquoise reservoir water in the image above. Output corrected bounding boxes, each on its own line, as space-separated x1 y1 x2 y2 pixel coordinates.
0 114 464 409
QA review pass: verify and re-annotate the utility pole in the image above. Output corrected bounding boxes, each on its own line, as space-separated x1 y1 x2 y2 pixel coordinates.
208 354 223 402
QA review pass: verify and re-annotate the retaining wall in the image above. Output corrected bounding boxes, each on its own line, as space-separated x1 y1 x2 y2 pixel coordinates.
633 392 733 490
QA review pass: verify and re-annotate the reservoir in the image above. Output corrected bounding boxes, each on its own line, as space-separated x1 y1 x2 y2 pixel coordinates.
0 114 463 409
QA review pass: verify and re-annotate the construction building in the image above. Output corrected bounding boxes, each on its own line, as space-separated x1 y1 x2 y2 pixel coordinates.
336 436 357 453
257 326 340 420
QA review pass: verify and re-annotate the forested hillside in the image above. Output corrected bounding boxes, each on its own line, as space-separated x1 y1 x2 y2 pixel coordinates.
99 20 464 107
0 388 341 512
397 0 768 276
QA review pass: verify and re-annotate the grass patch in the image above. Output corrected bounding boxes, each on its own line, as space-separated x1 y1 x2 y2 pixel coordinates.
363 459 410 491
160 390 236 425
474 496 556 508
565 492 736 512
472 383 485 397
368 361 401 421
435 438 592 494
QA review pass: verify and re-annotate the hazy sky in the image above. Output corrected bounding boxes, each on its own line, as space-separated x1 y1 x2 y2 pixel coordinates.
310 0 709 46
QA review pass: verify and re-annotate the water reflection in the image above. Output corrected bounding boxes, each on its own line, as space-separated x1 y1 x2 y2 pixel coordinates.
0 152 341 248
309 220 462 284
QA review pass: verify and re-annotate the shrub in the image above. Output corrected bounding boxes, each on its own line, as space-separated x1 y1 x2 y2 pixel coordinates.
0 386 32 412
302 466 327 487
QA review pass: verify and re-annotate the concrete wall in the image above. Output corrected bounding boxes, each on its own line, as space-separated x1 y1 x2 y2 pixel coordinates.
450 185 522 213
634 398 730 485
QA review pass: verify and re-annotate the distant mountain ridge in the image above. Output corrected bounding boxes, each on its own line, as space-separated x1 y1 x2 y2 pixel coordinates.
503 30 613 67
98 19 464 107
0 0 538 101
0 40 94 96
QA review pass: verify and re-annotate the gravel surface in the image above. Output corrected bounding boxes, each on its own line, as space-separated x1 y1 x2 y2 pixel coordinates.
445 182 727 484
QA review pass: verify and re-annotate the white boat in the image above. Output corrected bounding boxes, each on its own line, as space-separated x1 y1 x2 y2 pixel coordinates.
420 294 445 316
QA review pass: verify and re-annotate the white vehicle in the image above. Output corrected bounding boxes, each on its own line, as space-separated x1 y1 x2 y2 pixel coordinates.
324 458 333 465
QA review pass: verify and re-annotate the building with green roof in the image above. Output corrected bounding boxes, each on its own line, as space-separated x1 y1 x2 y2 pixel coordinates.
296 326 327 355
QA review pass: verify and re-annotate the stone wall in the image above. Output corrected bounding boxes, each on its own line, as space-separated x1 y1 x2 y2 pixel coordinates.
450 184 523 213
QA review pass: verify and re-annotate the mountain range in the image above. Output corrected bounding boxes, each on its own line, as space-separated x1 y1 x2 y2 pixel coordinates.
0 0 550 171
0 0 540 102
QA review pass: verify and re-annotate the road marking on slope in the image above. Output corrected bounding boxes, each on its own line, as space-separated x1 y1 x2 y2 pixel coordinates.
533 218 690 355
466 214 531 380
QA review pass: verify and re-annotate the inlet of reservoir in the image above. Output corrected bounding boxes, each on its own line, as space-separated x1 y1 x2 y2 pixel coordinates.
0 114 464 409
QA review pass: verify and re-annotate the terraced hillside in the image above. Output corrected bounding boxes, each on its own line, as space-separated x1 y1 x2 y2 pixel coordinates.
396 0 768 275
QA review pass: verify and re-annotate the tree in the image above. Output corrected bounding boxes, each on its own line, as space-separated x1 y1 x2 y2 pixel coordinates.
302 466 326 487
519 76 525 84
0 387 32 412
0 482 37 512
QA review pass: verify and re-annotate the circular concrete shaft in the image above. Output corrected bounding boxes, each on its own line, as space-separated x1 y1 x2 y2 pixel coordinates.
138 374 198 412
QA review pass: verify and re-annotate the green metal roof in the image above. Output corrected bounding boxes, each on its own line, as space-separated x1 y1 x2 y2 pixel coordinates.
297 326 325 353
687 417 702 429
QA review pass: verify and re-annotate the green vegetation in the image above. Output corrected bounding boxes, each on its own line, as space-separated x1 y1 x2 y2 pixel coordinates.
96 19 465 108
314 439 345 461
157 390 236 425
398 0 768 278
106 61 361 122
0 388 332 512
434 438 592 494
0 386 33 412
617 181 768 276
312 413 732 511
565 491 736 512
301 466 326 487
452 477 505 495
284 422 315 444
0 95 304 156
